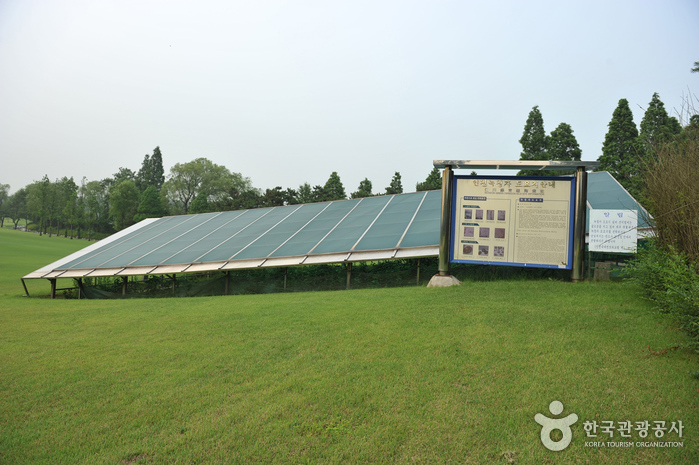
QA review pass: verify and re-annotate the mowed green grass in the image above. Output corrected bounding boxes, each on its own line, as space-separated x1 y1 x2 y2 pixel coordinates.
1 228 697 464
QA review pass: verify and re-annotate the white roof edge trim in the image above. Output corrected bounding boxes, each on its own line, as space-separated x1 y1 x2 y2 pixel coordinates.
24 218 160 277
433 160 600 171
23 245 441 279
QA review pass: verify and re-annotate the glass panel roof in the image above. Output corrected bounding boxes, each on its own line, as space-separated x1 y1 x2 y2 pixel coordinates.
30 191 442 278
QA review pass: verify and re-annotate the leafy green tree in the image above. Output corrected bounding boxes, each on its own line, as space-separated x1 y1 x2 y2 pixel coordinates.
259 187 287 207
518 105 549 176
188 190 210 214
163 158 252 214
225 189 261 210
109 179 140 231
6 187 27 229
323 172 346 200
351 178 373 199
26 176 52 235
80 179 110 240
416 167 441 191
312 185 328 202
134 185 169 221
58 177 79 238
597 98 643 199
0 183 9 228
136 146 165 192
385 172 403 195
283 188 299 205
110 167 136 186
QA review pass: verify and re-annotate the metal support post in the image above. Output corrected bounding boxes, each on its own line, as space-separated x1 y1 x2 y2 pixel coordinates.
572 166 588 282
346 262 352 290
122 276 128 296
224 271 230 295
21 279 30 297
50 279 57 299
427 165 461 287
438 166 454 276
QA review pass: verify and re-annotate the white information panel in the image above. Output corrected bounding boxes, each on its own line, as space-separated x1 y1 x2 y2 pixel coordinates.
589 209 637 253
451 176 575 269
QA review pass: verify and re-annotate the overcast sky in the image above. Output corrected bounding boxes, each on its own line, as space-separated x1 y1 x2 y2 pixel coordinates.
1 0 698 195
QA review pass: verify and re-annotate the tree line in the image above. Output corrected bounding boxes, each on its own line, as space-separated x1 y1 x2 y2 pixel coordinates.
516 92 688 203
0 146 439 239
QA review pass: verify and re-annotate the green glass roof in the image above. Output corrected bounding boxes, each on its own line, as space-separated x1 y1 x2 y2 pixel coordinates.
586 171 651 229
25 191 441 279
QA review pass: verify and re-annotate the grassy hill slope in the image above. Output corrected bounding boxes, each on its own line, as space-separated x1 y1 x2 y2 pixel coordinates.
1 228 697 464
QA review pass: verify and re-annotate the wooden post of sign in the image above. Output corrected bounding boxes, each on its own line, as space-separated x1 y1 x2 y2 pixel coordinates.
428 165 461 287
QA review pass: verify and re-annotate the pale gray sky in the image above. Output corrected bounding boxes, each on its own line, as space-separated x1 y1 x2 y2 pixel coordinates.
1 0 698 195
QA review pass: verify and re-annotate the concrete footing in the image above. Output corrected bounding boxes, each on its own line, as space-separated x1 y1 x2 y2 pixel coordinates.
426 274 461 288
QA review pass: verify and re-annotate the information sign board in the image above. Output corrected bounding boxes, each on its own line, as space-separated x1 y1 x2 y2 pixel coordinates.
588 209 637 253
450 175 575 269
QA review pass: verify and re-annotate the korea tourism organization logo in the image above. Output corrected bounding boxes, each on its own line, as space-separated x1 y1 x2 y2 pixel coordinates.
534 400 578 451
534 400 685 452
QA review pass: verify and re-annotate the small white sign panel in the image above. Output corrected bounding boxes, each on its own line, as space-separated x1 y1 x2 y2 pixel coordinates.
589 209 637 253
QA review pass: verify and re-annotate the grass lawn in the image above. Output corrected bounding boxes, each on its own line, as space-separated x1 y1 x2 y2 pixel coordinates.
1 228 697 464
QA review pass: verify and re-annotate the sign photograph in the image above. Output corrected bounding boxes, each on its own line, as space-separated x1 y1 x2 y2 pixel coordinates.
450 175 575 269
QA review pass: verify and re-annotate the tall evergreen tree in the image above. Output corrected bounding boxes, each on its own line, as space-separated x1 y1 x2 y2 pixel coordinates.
547 122 582 175
137 146 166 192
548 123 581 162
416 167 441 191
639 93 681 154
296 183 314 204
323 172 346 200
518 106 549 176
134 185 169 221
385 172 403 195
597 98 643 199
